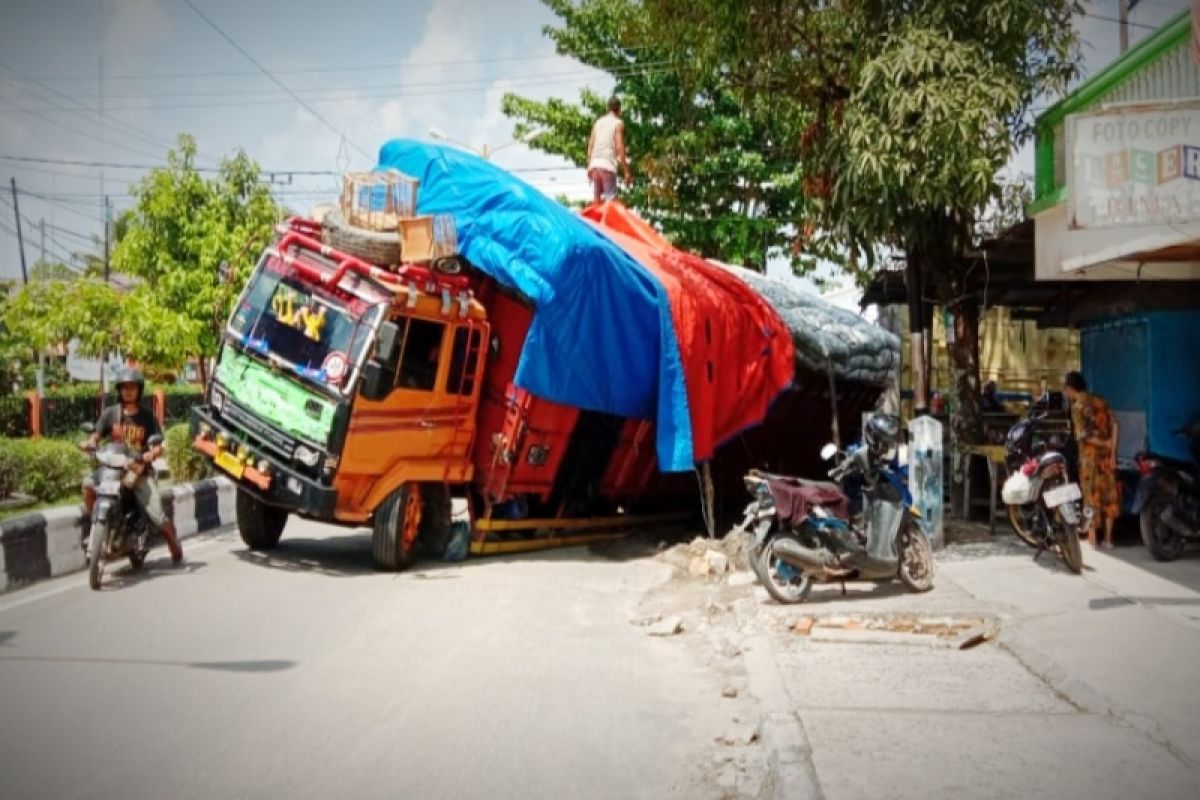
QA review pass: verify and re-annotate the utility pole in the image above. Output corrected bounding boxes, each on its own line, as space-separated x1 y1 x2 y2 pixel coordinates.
37 219 46 395
1119 0 1130 54
10 177 28 284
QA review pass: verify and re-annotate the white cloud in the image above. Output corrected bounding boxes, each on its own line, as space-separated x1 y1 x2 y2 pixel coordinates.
103 0 172 70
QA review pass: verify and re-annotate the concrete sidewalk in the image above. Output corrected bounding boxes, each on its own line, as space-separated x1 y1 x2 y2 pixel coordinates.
940 537 1200 768
733 529 1200 799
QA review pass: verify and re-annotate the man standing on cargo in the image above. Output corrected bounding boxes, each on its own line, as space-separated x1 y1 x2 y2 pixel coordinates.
587 96 630 203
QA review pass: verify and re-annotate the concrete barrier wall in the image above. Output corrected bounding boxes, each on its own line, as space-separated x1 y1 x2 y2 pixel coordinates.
0 477 235 594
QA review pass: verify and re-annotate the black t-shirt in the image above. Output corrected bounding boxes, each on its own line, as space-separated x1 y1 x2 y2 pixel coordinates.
98 404 161 453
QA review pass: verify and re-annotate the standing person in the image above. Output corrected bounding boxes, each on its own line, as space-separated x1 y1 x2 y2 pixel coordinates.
587 96 631 203
1063 371 1120 550
81 367 183 564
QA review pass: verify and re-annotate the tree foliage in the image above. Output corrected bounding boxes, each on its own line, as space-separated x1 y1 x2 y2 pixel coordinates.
113 134 279 382
645 0 1081 443
3 135 279 387
502 0 827 271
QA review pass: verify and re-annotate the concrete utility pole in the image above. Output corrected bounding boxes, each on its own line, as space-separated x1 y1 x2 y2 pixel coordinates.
10 177 28 285
1119 0 1130 54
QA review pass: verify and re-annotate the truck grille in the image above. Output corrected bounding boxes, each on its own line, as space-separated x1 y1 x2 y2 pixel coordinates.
222 400 298 460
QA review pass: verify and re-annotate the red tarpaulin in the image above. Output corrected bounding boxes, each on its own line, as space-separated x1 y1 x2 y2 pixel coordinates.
582 201 795 463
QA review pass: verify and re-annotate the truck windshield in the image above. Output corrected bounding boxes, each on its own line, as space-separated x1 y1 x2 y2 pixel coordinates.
228 255 382 393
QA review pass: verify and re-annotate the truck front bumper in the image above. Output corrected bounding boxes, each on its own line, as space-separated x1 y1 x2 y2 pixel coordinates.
190 406 338 519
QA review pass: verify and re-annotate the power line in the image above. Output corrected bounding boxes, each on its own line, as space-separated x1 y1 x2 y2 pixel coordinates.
1078 9 1164 31
0 93 166 163
16 61 673 102
0 153 339 176
0 61 221 168
14 46 655 83
180 0 373 162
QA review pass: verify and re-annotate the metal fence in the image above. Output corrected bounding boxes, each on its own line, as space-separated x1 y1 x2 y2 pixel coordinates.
41 393 107 439
0 388 204 439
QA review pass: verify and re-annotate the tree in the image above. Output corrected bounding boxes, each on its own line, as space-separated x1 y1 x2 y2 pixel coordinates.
502 0 828 272
4 135 279 389
645 0 1080 448
112 134 279 388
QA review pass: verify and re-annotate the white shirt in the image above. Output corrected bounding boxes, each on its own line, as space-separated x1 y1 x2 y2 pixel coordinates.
588 114 621 173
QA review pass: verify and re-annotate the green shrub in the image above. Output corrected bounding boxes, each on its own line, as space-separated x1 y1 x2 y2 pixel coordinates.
0 437 90 502
165 422 213 482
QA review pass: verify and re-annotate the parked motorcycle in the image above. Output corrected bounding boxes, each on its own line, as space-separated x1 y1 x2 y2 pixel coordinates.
739 415 934 605
1000 448 1086 573
1003 411 1074 548
1133 420 1200 562
81 424 163 590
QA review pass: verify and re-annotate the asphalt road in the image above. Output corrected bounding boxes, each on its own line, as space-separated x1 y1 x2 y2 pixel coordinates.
0 519 734 800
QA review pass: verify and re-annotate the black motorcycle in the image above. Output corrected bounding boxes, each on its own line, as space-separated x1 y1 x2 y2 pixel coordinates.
1133 421 1200 562
1003 411 1075 549
81 424 163 590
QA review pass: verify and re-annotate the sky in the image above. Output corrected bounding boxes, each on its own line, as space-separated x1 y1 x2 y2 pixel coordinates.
0 0 1192 293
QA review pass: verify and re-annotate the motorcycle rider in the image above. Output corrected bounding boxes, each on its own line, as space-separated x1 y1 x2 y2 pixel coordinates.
81 367 183 564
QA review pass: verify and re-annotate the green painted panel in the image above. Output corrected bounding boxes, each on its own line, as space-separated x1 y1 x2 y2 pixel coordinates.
214 348 336 444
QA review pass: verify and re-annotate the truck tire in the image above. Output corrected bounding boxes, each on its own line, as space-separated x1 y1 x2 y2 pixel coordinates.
419 483 453 558
373 483 422 571
322 209 401 266
237 490 288 551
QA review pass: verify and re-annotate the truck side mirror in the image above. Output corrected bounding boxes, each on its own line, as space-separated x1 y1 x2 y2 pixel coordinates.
376 321 402 365
360 361 394 401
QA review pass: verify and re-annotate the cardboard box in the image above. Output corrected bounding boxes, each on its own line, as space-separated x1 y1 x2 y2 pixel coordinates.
399 214 458 262
399 216 436 262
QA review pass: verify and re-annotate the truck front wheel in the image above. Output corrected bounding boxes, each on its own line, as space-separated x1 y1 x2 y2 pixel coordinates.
237 489 288 550
419 483 452 558
373 483 421 571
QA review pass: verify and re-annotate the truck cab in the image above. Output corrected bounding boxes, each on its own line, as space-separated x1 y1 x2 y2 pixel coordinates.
192 218 488 568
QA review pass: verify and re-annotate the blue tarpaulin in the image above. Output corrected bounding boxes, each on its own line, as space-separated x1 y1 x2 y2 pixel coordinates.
376 139 695 471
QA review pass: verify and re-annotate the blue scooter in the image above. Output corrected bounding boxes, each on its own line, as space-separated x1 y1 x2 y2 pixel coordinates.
740 438 934 604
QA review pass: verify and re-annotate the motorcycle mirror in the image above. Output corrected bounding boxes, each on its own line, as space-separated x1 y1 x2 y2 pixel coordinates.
80 422 95 434
820 443 838 461
146 434 164 448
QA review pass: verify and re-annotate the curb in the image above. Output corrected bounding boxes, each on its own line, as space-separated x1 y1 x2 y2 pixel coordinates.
734 595 824 800
0 477 236 594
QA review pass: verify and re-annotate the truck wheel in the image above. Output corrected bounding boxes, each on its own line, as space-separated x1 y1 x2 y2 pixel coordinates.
322 209 401 265
419 483 453 558
237 490 288 551
373 483 422 571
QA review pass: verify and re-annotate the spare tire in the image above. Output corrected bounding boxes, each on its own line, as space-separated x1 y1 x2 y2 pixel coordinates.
322 209 402 265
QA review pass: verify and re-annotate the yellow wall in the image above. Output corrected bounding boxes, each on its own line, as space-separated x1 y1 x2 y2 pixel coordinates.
886 305 1080 399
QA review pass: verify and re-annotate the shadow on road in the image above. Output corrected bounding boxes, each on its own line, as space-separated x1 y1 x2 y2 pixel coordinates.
100 558 208 590
231 529 689 577
233 534 378 577
1090 596 1200 611
0 654 296 672
768 579 912 607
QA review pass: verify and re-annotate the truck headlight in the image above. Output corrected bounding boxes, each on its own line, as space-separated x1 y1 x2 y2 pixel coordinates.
293 445 320 467
211 387 226 412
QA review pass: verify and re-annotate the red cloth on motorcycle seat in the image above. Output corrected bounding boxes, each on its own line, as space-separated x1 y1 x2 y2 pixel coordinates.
765 476 850 526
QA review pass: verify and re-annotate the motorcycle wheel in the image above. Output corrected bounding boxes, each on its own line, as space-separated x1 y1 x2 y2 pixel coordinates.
897 524 934 592
1007 502 1040 548
88 521 108 590
1140 493 1184 562
1055 518 1084 574
756 533 814 605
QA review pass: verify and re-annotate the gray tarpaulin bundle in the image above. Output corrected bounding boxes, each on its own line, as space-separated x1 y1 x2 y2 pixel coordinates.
719 264 900 388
